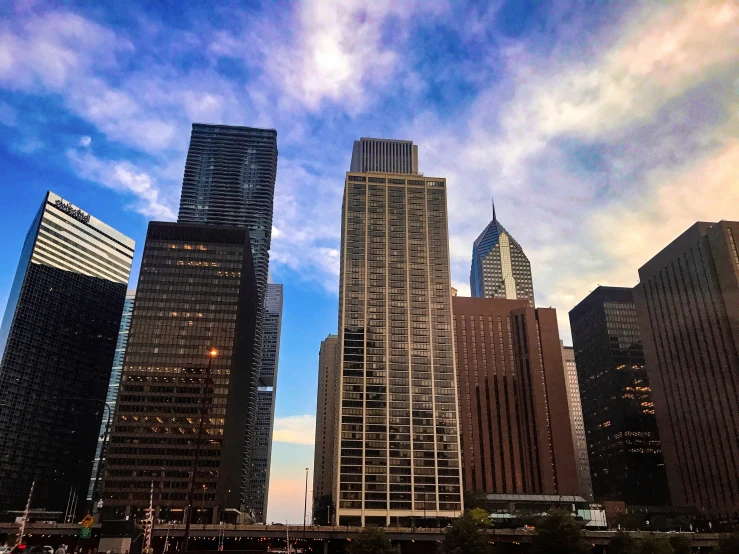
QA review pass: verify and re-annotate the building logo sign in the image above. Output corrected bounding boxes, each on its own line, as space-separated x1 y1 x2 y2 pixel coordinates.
54 199 91 224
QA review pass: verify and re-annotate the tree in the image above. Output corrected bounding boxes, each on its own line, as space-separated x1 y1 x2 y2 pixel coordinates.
608 531 638 554
717 532 739 554
439 512 493 554
638 536 674 554
530 510 592 554
468 508 492 528
668 535 692 554
347 526 396 554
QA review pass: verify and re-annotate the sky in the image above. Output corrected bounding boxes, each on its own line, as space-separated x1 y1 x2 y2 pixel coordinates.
0 0 738 523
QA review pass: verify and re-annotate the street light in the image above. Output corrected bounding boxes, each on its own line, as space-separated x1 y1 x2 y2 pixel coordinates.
303 468 309 540
183 348 218 552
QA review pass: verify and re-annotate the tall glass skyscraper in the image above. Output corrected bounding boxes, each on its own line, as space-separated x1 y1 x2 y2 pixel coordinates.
177 123 278 508
470 202 534 306
87 290 135 502
0 191 134 516
335 140 463 526
245 282 283 522
100 222 258 522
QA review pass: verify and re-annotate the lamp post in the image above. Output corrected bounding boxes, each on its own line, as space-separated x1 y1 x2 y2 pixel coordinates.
183 348 217 552
303 468 309 540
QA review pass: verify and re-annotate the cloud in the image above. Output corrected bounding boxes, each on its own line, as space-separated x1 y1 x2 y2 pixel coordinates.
213 0 447 112
66 148 178 219
272 414 316 445
0 100 18 127
79 135 91 147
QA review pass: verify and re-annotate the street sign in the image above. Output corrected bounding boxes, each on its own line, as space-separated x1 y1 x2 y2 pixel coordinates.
81 514 95 528
80 527 91 539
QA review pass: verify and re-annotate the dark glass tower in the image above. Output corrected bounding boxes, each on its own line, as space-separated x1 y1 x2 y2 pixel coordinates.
245 282 283 522
0 191 134 517
569 286 669 505
177 123 278 508
100 222 258 522
470 201 534 307
88 290 135 502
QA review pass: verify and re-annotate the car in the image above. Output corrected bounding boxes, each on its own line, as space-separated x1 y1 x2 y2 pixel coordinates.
12 546 45 554
42 547 54 554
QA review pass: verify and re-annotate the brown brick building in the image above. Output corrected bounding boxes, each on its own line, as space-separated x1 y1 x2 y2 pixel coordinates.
312 334 339 512
452 297 581 496
634 221 739 516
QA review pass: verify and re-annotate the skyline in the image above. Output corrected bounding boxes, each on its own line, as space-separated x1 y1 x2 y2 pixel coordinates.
1 0 738 523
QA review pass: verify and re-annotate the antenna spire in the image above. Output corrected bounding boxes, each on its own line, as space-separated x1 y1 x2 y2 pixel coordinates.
492 196 497 222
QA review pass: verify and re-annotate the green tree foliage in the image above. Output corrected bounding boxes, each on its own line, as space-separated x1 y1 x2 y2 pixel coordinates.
668 535 692 554
439 512 493 554
530 509 592 554
468 508 493 528
608 531 638 554
717 532 739 554
347 526 396 554
464 491 489 511
638 536 674 554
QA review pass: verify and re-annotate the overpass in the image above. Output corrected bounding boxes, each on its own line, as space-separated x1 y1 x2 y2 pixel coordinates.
0 522 726 552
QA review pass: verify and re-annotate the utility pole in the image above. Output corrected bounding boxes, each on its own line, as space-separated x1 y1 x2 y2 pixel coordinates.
15 480 35 547
143 481 154 554
183 348 217 552
303 468 309 540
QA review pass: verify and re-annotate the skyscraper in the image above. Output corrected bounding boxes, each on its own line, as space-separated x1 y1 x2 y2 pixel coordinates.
569 286 669 505
245 282 283 522
313 334 339 518
0 191 134 515
350 138 419 174
100 222 258 521
634 221 739 516
88 290 136 502
177 123 278 507
335 142 464 526
561 343 594 502
452 297 581 496
470 202 534 306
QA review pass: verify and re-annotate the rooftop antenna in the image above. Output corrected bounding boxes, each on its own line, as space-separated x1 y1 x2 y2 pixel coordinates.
492 195 497 222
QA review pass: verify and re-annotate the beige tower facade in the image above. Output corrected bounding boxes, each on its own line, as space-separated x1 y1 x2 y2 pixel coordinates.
561 343 594 501
313 334 339 514
335 168 464 526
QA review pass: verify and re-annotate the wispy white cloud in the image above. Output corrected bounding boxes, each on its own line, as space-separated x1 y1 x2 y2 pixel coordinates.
272 414 316 446
66 148 178 219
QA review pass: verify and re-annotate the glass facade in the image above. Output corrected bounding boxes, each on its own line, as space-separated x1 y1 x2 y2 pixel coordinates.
177 123 278 508
336 172 463 526
0 191 133 516
245 283 283 522
100 222 258 522
569 286 669 505
88 290 136 501
470 203 534 306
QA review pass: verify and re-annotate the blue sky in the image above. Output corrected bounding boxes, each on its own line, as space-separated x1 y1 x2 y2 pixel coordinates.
1 0 738 523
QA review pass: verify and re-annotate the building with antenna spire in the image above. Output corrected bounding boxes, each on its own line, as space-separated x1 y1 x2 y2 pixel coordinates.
470 198 535 306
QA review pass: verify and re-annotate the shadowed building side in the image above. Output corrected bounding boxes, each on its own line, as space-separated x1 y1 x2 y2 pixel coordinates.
634 221 739 517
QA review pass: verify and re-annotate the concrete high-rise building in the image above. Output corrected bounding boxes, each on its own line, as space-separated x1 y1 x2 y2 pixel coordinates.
569 286 669 505
313 334 339 516
452 297 581 496
0 191 133 516
350 138 419 175
335 147 463 526
470 202 534 306
177 123 278 508
561 343 594 502
88 290 136 502
100 222 258 522
634 221 739 516
245 283 283 522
